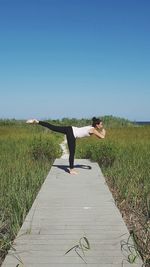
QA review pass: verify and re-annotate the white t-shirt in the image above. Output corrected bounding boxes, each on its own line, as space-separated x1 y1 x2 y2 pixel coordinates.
72 125 93 138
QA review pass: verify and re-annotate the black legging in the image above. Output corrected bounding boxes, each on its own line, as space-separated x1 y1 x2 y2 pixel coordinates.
39 121 76 169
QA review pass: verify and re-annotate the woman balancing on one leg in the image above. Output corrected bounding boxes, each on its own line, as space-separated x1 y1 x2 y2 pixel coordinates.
26 117 106 175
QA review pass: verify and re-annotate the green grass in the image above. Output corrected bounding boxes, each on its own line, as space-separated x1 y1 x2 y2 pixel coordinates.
0 123 62 264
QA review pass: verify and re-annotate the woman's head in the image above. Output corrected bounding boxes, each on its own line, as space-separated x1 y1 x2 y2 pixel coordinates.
92 117 103 128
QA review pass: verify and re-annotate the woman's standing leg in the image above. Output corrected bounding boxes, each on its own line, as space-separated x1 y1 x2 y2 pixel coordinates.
66 131 76 169
66 127 77 174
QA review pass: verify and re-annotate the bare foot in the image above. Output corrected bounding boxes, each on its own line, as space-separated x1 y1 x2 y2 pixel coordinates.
26 119 39 124
69 169 78 175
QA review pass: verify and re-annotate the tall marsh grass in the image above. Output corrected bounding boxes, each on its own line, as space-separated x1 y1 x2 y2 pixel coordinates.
76 126 150 265
0 123 62 264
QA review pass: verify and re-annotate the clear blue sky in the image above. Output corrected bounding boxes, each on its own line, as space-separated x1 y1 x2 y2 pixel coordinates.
0 0 150 121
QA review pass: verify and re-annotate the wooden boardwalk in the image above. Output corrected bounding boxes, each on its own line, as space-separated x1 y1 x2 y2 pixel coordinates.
2 158 142 267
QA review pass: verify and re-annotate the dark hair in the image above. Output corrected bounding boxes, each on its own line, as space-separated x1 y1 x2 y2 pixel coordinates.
92 117 102 127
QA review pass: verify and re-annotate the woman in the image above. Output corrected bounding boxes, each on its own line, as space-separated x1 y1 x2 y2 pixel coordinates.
26 117 106 174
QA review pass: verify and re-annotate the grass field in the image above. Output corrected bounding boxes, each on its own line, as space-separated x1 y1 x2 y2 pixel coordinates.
0 122 62 265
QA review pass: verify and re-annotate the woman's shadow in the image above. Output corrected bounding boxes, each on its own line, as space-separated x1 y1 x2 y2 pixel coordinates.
52 164 92 173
